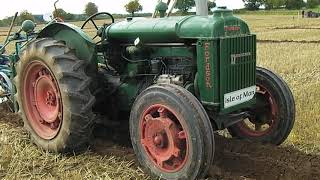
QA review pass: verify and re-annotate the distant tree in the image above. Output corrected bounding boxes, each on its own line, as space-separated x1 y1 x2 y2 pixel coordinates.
285 0 305 9
175 0 195 14
65 13 75 21
1 18 11 27
85 2 98 16
263 0 286 9
306 0 320 8
208 0 217 12
125 0 143 17
242 0 263 10
0 20 5 27
0 16 18 27
53 8 67 20
19 10 34 23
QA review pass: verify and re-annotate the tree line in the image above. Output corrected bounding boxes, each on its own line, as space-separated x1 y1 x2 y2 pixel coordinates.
125 0 216 16
0 2 101 27
243 0 320 10
2 0 315 27
0 0 218 27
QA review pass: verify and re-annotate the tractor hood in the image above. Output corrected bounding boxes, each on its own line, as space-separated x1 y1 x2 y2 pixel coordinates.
106 8 250 43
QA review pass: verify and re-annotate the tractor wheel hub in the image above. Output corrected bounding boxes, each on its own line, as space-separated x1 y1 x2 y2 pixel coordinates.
34 71 60 124
142 117 180 162
153 133 165 147
141 105 188 172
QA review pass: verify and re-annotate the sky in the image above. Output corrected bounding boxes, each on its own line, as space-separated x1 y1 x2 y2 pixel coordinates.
0 0 244 19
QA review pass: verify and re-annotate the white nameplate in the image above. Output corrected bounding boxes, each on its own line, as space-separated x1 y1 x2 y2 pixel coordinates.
224 86 256 108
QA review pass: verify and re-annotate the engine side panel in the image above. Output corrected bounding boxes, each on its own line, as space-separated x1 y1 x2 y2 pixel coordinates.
196 40 219 106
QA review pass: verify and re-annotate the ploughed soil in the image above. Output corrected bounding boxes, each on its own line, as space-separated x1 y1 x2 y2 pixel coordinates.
93 126 320 180
1 105 319 179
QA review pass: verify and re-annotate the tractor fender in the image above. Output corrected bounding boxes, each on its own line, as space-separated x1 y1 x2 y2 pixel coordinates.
37 23 96 63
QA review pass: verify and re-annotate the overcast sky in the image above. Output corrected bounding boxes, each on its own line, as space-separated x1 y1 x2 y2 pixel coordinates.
0 0 244 19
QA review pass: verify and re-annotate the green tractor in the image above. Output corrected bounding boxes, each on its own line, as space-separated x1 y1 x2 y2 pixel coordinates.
0 0 295 179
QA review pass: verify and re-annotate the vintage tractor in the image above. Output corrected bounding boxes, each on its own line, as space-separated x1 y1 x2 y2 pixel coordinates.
0 0 295 179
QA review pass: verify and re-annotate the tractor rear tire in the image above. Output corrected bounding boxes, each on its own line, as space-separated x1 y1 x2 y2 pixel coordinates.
14 38 95 153
228 67 295 145
130 84 214 180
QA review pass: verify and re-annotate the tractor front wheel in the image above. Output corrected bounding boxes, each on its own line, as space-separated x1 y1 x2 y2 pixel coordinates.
228 67 295 145
15 38 95 152
130 84 214 179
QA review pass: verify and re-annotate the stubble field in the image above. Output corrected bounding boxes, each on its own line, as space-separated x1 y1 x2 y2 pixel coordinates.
0 14 320 179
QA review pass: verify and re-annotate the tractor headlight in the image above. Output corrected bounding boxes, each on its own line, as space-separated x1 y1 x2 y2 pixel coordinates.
21 20 36 33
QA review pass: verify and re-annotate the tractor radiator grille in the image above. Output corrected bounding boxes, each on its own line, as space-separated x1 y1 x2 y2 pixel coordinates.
219 35 256 96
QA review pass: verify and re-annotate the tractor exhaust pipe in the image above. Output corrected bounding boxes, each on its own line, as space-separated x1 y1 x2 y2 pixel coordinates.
54 0 60 18
195 0 208 16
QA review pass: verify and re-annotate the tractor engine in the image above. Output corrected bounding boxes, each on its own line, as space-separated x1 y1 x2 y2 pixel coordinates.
98 44 195 114
98 7 256 117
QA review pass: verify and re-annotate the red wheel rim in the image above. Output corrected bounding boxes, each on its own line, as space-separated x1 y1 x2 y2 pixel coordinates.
22 61 62 140
140 104 189 173
237 84 278 137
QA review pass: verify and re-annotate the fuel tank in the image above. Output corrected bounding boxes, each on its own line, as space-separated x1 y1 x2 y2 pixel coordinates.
106 8 250 43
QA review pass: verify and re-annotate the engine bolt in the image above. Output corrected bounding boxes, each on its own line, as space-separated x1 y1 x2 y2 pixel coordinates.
58 113 62 120
50 120 60 129
154 135 163 146
39 119 45 124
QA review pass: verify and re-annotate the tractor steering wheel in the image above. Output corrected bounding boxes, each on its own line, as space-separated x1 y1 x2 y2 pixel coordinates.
81 12 114 40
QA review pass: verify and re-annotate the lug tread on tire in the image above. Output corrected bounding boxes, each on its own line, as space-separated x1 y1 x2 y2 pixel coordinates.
15 38 96 153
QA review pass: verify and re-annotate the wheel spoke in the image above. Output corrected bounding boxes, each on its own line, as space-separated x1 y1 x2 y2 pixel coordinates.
144 114 153 122
257 87 267 94
269 97 278 116
178 130 186 139
172 147 180 157
90 19 99 30
156 157 164 168
158 107 167 118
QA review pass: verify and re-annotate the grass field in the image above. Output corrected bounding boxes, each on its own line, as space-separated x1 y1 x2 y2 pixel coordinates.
0 15 320 179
